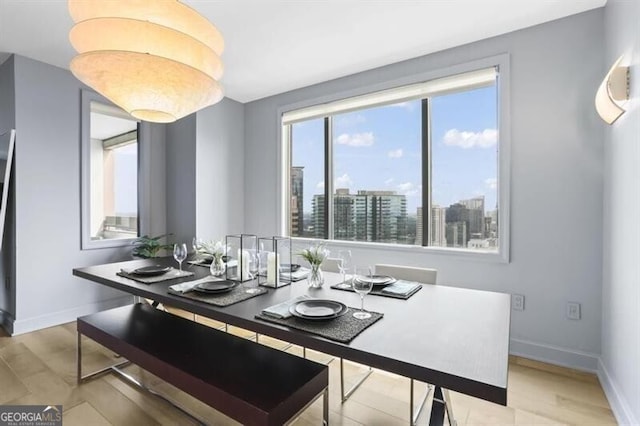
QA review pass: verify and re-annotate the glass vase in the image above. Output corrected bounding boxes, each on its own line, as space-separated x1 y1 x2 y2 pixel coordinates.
210 256 226 277
307 264 324 288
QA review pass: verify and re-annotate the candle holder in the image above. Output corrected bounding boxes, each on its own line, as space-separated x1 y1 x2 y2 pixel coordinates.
258 236 292 288
225 234 258 283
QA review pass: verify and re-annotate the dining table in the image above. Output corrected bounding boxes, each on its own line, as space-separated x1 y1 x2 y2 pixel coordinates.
73 256 510 425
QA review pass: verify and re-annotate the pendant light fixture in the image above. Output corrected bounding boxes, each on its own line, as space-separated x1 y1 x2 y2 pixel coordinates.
68 0 224 123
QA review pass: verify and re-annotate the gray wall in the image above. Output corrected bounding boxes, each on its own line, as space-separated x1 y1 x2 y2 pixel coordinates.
0 55 15 322
600 0 640 424
244 10 605 370
10 55 166 334
165 99 246 245
195 98 245 240
166 114 197 244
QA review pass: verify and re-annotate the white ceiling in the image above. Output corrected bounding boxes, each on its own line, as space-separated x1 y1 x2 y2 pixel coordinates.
0 0 605 103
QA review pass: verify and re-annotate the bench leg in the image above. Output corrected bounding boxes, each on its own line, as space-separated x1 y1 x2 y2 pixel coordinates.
323 387 329 425
77 331 130 384
284 386 329 426
110 365 208 426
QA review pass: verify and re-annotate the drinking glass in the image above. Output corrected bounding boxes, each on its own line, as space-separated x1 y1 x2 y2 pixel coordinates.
337 249 352 285
352 266 373 319
173 243 187 271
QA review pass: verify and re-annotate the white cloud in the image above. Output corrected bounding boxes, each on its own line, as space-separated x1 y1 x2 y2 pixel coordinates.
335 173 353 188
443 128 497 149
335 132 374 147
384 178 394 185
389 101 417 112
335 114 366 127
316 181 324 190
387 148 403 158
485 178 497 190
397 182 419 197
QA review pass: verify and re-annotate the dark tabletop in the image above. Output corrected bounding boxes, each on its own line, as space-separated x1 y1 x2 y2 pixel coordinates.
73 256 510 405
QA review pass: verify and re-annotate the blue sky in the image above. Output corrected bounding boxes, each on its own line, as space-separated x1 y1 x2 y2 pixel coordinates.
292 85 498 215
114 143 138 216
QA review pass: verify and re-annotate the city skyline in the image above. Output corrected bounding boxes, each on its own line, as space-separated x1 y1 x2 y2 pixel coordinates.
291 84 498 217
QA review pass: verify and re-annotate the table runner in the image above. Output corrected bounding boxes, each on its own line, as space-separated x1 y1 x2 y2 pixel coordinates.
168 285 267 307
330 279 422 300
256 308 383 343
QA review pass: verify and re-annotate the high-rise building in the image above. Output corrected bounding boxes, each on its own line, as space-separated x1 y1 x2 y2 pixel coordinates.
460 196 485 238
416 207 422 246
431 205 447 247
291 167 304 236
312 194 325 238
312 189 408 243
446 221 468 247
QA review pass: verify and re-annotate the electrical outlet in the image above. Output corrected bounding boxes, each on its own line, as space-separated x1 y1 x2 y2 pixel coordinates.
512 294 525 311
567 302 581 320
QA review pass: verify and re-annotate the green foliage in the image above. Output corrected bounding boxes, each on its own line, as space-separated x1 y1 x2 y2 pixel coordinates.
298 244 330 266
131 234 173 259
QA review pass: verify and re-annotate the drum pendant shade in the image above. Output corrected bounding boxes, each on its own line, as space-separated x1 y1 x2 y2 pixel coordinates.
68 0 224 123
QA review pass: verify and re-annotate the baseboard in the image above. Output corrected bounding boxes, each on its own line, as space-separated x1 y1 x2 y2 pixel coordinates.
0 308 14 335
598 358 638 426
10 295 134 336
509 338 599 373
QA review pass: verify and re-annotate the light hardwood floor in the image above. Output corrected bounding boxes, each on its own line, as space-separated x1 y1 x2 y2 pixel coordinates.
0 314 617 425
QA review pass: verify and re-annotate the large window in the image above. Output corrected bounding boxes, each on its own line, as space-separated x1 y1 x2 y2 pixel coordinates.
284 66 503 253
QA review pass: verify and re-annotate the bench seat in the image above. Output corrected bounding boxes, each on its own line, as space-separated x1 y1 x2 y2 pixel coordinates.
77 303 328 426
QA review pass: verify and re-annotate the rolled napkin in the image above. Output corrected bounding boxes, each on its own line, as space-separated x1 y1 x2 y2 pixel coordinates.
169 276 225 293
280 267 310 282
261 295 312 319
380 280 421 296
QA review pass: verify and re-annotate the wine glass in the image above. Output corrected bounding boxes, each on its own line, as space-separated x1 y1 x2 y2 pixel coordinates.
192 237 202 261
244 250 261 294
337 249 352 285
173 243 187 271
352 266 373 319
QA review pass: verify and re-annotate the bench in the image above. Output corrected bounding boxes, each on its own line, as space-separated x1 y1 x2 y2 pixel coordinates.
77 303 329 426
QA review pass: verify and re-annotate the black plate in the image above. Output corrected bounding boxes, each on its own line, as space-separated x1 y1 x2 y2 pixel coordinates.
131 265 171 276
355 275 397 287
289 299 348 320
193 280 237 294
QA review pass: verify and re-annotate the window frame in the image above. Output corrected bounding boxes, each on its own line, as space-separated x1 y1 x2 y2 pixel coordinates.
277 54 510 263
80 89 151 250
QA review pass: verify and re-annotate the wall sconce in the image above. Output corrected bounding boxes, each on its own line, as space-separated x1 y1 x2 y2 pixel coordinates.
595 56 630 124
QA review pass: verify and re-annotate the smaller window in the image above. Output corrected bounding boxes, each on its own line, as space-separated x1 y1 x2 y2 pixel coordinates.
82 91 141 249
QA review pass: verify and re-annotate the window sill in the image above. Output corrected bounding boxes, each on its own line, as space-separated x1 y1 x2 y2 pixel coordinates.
82 237 137 251
290 237 509 264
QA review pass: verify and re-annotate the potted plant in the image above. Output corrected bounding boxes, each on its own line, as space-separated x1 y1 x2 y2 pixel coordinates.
131 234 173 259
299 243 329 288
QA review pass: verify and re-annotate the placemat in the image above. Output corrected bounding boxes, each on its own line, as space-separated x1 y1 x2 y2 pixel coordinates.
255 308 383 343
330 279 422 300
117 268 194 284
168 285 268 307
